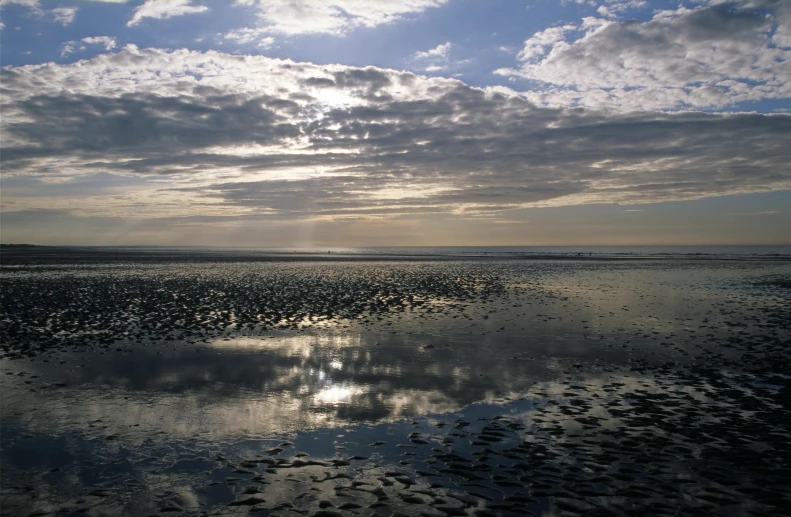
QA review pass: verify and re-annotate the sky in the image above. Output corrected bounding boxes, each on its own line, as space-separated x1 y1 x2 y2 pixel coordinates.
1 0 789 246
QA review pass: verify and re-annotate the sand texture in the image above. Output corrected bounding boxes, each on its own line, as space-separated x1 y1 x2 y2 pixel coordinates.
1 249 790 516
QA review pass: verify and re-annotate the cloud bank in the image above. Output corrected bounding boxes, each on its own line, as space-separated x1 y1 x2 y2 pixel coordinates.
1 47 789 224
498 1 791 111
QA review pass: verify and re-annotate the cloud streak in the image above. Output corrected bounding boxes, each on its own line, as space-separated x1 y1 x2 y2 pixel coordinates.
234 0 448 36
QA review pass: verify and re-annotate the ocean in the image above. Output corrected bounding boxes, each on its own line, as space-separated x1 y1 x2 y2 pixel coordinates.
9 244 789 262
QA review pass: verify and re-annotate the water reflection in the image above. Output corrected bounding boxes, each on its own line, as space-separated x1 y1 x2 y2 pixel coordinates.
4 262 766 448
2 331 560 444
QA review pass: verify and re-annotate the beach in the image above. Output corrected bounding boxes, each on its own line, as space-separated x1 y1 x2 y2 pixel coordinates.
1 247 790 516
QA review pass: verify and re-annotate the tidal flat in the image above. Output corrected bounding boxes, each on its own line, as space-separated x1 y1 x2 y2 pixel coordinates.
1 248 790 516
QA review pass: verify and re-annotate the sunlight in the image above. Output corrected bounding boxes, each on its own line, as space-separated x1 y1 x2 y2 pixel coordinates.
313 384 365 405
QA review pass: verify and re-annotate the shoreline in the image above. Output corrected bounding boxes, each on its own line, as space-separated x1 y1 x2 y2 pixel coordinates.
3 244 791 266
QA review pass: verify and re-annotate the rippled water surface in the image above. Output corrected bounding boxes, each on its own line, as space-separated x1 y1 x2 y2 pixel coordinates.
1 252 790 516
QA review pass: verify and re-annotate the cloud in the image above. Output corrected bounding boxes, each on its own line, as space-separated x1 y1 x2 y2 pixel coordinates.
415 41 451 60
515 25 576 62
497 1 791 111
1 47 789 224
51 6 77 25
234 0 447 36
414 41 453 73
727 210 781 216
595 0 647 18
0 0 126 8
128 0 208 27
765 0 791 48
81 36 117 50
224 28 275 48
61 36 116 56
0 0 124 25
562 0 646 11
0 0 40 6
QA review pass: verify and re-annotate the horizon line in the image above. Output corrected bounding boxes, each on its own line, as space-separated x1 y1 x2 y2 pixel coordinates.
3 243 791 248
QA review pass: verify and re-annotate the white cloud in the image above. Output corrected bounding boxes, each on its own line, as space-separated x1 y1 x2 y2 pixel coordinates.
598 0 646 17
515 24 578 62
596 5 617 18
562 0 646 11
0 0 43 17
497 1 791 111
60 42 75 56
82 36 116 50
765 0 791 48
415 41 451 60
51 6 77 25
0 0 126 6
234 0 447 36
0 0 40 5
0 0 125 22
415 42 453 72
224 27 275 48
61 36 116 56
128 0 208 27
258 36 275 49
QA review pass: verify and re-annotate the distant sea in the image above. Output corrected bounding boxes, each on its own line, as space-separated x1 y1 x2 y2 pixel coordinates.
82 245 791 259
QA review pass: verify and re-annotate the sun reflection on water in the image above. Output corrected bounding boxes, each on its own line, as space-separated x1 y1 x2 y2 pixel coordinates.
313 384 366 406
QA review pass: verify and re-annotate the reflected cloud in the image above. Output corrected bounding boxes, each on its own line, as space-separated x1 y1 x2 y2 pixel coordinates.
1 261 773 449
1 330 546 443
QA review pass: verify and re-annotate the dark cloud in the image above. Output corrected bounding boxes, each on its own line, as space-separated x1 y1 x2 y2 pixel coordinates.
7 93 299 153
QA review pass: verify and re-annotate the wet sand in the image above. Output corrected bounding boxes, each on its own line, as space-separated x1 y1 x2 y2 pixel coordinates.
1 248 790 516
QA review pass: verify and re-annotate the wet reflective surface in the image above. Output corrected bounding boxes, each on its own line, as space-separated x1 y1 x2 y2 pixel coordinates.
2 257 791 515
